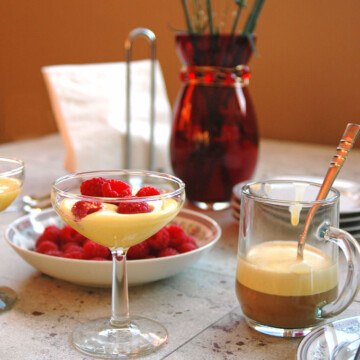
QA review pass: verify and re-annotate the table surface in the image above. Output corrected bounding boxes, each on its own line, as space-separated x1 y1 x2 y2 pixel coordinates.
0 134 359 360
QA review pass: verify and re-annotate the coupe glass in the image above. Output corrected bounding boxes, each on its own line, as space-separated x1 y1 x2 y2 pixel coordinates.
0 157 24 312
52 170 185 358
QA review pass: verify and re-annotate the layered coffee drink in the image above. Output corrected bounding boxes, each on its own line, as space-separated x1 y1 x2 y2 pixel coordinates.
236 241 338 329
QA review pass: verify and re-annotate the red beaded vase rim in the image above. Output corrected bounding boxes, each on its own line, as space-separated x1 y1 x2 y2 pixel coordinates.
174 32 257 39
180 65 251 87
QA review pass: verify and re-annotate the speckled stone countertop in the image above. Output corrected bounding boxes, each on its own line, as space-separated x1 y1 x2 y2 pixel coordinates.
0 134 359 360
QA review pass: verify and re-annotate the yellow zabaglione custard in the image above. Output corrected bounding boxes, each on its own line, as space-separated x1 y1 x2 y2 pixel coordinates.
0 177 22 212
59 198 180 249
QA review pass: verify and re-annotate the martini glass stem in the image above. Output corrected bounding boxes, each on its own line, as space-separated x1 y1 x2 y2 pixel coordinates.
110 249 130 326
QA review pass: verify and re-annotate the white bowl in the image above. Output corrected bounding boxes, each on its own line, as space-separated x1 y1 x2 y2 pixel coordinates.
5 208 221 287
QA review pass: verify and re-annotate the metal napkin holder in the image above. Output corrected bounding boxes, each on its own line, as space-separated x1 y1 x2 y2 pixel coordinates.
125 28 156 170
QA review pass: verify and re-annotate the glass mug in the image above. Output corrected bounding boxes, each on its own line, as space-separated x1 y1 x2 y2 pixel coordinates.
236 180 360 337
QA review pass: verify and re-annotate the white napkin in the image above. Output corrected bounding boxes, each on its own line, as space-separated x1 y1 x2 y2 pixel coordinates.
42 60 172 173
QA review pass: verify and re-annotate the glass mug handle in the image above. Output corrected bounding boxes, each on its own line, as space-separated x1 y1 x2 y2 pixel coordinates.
317 223 360 318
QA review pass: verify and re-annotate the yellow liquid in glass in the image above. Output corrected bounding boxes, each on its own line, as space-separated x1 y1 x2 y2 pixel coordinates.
59 198 180 249
0 177 21 211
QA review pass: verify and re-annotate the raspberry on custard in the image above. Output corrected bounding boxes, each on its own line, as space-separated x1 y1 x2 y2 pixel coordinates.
117 201 152 214
71 201 103 220
135 186 160 197
102 179 132 198
147 228 170 251
127 241 151 260
80 177 107 196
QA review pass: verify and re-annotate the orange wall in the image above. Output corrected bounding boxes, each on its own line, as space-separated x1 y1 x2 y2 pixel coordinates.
1 0 359 147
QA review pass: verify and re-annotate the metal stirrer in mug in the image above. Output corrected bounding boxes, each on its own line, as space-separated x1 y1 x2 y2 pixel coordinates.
297 123 360 259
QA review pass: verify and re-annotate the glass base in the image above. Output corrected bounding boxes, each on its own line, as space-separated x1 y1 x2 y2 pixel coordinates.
0 286 17 312
72 315 168 358
191 200 230 211
245 317 315 338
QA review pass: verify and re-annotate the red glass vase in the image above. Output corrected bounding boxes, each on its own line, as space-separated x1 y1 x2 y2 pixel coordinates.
170 33 259 210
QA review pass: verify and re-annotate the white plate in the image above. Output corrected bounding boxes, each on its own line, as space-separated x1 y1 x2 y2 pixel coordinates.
5 208 221 287
340 216 360 224
297 316 360 360
342 224 360 232
232 177 360 214
276 177 360 214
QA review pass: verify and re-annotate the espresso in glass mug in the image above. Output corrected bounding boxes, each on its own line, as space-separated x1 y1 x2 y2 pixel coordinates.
236 180 360 337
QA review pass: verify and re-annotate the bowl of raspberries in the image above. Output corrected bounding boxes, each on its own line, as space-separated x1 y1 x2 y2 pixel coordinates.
6 208 221 287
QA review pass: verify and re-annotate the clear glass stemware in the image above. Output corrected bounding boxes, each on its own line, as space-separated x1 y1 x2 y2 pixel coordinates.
52 169 185 358
0 157 24 312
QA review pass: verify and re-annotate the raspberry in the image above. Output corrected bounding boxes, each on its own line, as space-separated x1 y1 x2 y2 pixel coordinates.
158 247 179 257
136 186 160 197
167 224 188 250
64 251 83 259
184 235 197 246
82 240 109 259
127 241 151 260
36 241 59 254
71 201 103 220
102 180 132 198
59 225 78 243
33 219 192 261
117 201 152 214
35 233 52 247
147 228 170 251
41 225 61 244
44 249 63 257
80 177 107 196
62 242 83 253
73 232 88 245
178 242 197 253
